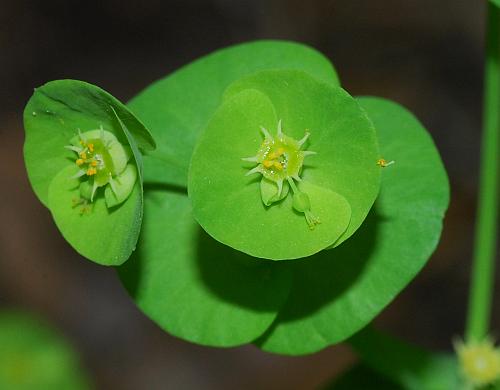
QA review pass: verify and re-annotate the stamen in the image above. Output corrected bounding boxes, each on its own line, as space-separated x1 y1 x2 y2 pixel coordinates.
305 211 321 229
76 159 84 166
86 168 97 176
263 160 274 169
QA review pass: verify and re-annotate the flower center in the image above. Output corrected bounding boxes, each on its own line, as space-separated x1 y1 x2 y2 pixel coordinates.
242 120 320 229
65 127 135 206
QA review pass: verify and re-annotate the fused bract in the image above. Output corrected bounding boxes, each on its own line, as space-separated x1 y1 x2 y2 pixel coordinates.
188 70 380 260
23 79 154 265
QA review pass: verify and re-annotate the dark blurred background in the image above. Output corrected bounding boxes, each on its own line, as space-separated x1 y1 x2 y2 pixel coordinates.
1 0 497 389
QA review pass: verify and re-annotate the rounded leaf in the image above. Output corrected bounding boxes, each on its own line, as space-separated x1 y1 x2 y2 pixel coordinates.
118 190 293 347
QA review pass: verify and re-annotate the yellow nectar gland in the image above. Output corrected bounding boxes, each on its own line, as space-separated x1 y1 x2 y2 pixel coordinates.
455 338 500 387
242 120 320 229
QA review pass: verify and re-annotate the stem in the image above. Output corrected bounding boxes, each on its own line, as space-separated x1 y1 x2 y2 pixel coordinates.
465 2 500 342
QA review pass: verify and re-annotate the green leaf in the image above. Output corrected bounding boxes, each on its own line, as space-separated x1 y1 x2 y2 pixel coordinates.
127 40 340 187
0 311 90 390
348 328 460 390
24 79 154 206
48 165 142 265
490 0 500 8
24 80 154 265
325 363 403 390
189 79 362 259
255 97 449 354
117 189 293 347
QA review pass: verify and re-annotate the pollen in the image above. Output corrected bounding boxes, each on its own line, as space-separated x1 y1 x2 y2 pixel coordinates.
87 143 94 152
86 168 97 176
79 151 87 160
76 159 84 166
90 160 98 167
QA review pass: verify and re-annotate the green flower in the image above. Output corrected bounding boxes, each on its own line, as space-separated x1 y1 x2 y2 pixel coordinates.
24 80 155 265
242 120 319 227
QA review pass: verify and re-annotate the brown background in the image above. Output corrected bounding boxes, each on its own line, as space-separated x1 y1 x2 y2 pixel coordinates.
1 0 498 389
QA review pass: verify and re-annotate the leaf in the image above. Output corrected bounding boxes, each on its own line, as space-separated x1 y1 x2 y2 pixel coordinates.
490 0 500 8
127 40 340 187
255 97 449 354
23 80 154 265
24 79 154 206
0 311 90 390
325 363 403 390
117 189 293 347
189 81 360 259
48 165 142 266
348 328 461 390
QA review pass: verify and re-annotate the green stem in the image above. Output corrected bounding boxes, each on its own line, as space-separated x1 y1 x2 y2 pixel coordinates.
465 2 500 342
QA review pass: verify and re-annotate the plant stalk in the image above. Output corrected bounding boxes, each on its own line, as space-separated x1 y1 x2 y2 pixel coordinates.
465 1 500 342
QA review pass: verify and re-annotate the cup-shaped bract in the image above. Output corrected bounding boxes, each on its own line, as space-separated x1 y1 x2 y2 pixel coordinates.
24 80 155 265
188 70 380 260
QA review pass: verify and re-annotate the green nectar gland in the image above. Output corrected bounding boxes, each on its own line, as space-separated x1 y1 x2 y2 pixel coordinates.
242 120 320 229
65 127 136 209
